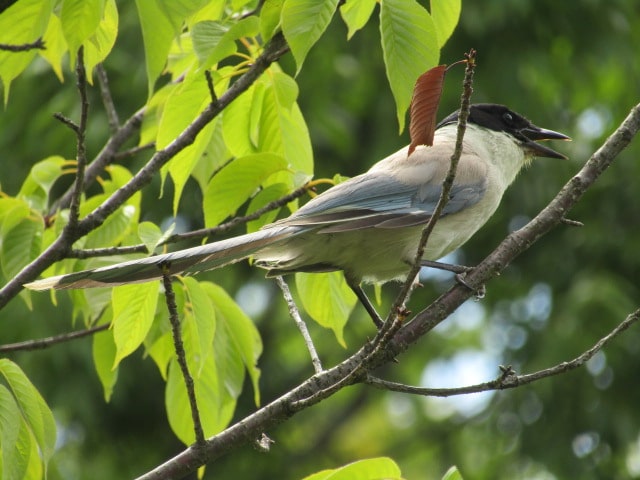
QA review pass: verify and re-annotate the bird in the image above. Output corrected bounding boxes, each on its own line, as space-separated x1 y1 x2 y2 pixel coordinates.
25 103 569 325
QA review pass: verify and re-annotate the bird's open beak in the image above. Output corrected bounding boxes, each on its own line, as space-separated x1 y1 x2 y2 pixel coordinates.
520 126 571 159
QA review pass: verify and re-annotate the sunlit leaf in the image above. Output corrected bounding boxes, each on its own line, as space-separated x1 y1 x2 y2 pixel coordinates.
260 0 283 42
301 457 402 480
0 359 57 466
379 0 439 132
295 272 357 347
246 182 291 232
92 310 118 402
134 0 176 97
83 0 119 82
340 0 377 40
442 466 464 480
430 0 461 47
112 282 160 368
281 0 339 73
203 152 288 227
0 0 53 101
0 216 43 280
202 282 262 405
61 0 105 63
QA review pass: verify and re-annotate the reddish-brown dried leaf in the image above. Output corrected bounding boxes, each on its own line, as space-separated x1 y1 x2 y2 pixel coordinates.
408 64 447 156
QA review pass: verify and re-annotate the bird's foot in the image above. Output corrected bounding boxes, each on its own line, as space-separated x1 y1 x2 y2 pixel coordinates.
454 272 486 300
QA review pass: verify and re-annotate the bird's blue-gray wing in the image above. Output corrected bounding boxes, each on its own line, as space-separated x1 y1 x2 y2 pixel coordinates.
280 172 486 233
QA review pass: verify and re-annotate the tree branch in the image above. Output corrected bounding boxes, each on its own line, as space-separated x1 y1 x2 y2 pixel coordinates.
274 276 323 374
96 63 120 133
0 37 45 51
0 324 109 353
366 307 640 397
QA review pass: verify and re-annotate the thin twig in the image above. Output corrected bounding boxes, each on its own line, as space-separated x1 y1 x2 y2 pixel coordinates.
387 50 477 326
52 112 79 133
96 63 120 132
67 47 90 229
368 308 640 396
0 38 45 51
161 269 206 447
0 324 109 353
49 107 146 215
204 70 218 105
274 276 323 374
113 142 155 161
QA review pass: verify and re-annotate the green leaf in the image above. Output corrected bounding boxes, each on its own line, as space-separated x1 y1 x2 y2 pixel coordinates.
281 0 339 73
258 71 314 179
221 83 260 157
18 155 67 211
0 359 57 466
157 73 227 213
0 216 43 280
83 0 119 81
138 221 175 254
0 384 25 480
442 466 464 480
301 457 402 480
430 0 461 47
112 282 160 368
39 12 67 81
379 0 439 132
92 310 118 402
0 198 30 237
295 272 357 347
340 0 377 40
246 183 291 233
61 0 106 62
134 0 176 97
181 277 216 376
260 0 283 42
191 119 231 193
165 353 227 445
0 0 53 102
144 303 174 380
203 153 288 227
192 16 259 71
202 282 262 405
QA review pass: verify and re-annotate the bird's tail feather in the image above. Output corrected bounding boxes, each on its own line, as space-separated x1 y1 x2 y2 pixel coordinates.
24 225 302 290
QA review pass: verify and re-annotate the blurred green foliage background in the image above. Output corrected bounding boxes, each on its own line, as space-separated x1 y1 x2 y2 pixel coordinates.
1 1 640 479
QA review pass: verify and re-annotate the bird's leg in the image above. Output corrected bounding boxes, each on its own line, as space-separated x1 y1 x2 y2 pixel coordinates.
346 277 384 328
419 260 485 299
419 259 472 274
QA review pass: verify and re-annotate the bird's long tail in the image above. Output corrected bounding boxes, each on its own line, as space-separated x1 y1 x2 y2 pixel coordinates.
24 225 303 290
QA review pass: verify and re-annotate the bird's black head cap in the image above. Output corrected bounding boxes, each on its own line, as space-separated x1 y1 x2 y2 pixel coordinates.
437 103 570 159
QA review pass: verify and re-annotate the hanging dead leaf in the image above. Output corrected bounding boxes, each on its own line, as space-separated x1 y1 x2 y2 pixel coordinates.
408 64 447 156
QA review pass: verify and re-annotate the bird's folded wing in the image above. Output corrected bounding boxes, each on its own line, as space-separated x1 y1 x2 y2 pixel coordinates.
281 173 486 233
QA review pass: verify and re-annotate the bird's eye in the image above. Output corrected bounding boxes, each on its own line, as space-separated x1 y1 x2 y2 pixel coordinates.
503 112 514 124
